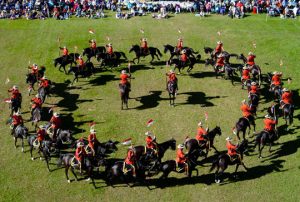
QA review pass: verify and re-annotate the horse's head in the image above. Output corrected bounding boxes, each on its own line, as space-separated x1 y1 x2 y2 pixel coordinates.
236 139 248 154
204 47 213 54
215 126 222 136
105 140 119 151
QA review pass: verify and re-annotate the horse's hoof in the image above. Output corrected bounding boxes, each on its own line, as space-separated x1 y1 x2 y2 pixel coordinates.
31 157 34 161
259 156 262 159
40 157 43 161
215 179 221 184
68 180 71 183
22 148 24 153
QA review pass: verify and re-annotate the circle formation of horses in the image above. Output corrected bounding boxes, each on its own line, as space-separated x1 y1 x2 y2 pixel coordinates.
6 37 295 188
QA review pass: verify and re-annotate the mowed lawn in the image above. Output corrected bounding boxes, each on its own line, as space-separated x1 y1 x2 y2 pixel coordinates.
0 13 300 202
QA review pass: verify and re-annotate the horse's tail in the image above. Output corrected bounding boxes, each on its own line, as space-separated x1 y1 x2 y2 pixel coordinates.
209 158 218 172
120 52 127 60
156 48 162 57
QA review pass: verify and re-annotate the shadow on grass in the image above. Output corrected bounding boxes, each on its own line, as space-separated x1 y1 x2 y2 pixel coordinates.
133 91 166 110
89 74 118 86
177 91 223 107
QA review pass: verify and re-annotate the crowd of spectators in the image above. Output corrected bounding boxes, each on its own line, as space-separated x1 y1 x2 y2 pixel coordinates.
0 0 299 20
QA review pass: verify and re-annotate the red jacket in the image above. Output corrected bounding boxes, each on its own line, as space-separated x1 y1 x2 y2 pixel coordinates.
40 79 49 88
107 46 113 55
75 147 86 161
31 66 38 74
88 133 98 149
91 42 96 49
272 75 281 86
168 73 177 82
50 116 62 129
141 41 148 49
247 55 256 66
226 141 237 156
37 129 46 141
181 53 188 62
215 44 223 53
176 149 186 164
77 58 84 67
8 89 21 99
241 103 252 117
242 69 250 80
12 115 23 126
281 92 293 104
177 41 183 49
120 74 129 85
250 85 258 94
62 48 69 56
196 127 207 141
124 149 135 165
146 136 156 149
31 97 42 109
216 57 225 66
264 118 276 131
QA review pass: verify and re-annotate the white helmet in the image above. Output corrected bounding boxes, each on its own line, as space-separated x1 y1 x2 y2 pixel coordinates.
42 76 47 80
282 88 288 92
53 112 60 117
121 70 126 74
248 52 254 56
177 144 184 149
226 137 232 141
198 122 203 127
90 129 96 134
169 69 174 73
35 94 40 98
108 43 112 46
273 71 278 75
142 38 147 42
265 114 272 119
64 46 66 49
77 142 84 148
217 41 223 45
251 82 257 86
243 66 249 70
14 111 21 116
13 85 18 90
145 131 153 136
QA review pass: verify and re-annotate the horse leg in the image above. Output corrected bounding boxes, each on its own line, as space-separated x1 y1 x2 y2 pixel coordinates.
155 53 160 61
234 164 240 179
14 137 17 149
269 142 272 153
215 166 221 183
211 145 219 153
30 145 34 160
150 55 154 63
236 130 240 140
65 166 71 183
259 144 265 158
21 138 24 153
44 154 51 172
71 167 78 181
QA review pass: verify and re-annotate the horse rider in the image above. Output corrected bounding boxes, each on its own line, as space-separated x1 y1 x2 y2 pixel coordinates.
263 114 277 139
216 53 225 72
241 66 250 84
166 69 178 92
280 88 293 108
175 37 183 54
270 71 282 91
214 41 224 59
50 112 62 141
140 38 148 55
106 43 114 59
123 145 136 177
241 99 254 120
246 52 256 68
176 144 188 174
8 85 22 103
35 125 46 149
76 55 85 72
59 46 69 62
145 131 158 159
29 63 39 80
180 49 188 67
75 141 87 173
119 70 131 91
195 121 208 147
39 76 50 95
249 81 259 96
11 111 23 135
89 39 97 55
87 128 100 156
31 94 42 117
226 137 239 162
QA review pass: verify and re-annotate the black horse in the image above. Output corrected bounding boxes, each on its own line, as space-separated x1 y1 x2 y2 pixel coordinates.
82 46 106 62
85 140 119 156
26 73 37 95
255 130 279 158
235 116 256 140
210 140 248 183
67 62 95 85
9 97 22 116
31 107 42 129
169 54 201 74
223 63 239 84
268 103 294 127
237 54 262 85
185 126 222 158
54 53 79 74
248 93 260 116
13 125 28 153
204 47 238 63
96 52 128 67
57 153 95 184
167 81 177 106
163 44 199 60
129 45 162 64
159 149 203 179
119 83 130 110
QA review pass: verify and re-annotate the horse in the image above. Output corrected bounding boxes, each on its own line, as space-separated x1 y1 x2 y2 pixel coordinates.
119 83 130 110
255 130 279 158
241 79 252 91
169 54 201 74
236 54 262 85
203 47 238 63
31 107 42 130
185 126 222 158
167 81 177 106
129 45 162 64
271 85 283 101
12 125 28 153
268 103 294 127
57 153 95 184
235 116 256 140
163 44 199 60
37 87 47 103
248 93 260 115
53 53 79 74
82 46 106 62
210 140 248 183
26 73 37 95
85 140 119 156
223 63 239 85
96 52 128 67
9 97 22 116
67 62 95 85
159 149 203 179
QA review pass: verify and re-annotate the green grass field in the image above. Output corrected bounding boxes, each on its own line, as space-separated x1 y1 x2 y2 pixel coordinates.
0 13 300 202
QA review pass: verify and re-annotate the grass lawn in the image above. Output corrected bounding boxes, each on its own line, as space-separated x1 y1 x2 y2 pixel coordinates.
0 12 299 202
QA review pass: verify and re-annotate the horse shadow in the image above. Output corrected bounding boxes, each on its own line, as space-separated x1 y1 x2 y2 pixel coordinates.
259 83 276 104
189 71 217 79
61 113 95 135
129 64 155 73
178 92 222 107
89 74 118 86
52 82 80 111
133 91 165 110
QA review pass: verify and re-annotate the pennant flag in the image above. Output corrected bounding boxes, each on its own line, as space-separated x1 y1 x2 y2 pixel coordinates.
178 29 181 34
122 138 132 145
74 46 78 51
146 119 154 127
88 29 95 34
280 59 283 67
204 112 208 121
166 61 169 66
217 31 221 36
4 98 11 103
140 29 144 34
232 127 237 135
287 78 291 84
57 37 60 43
253 42 256 49
5 78 10 84
106 36 110 41
89 122 96 128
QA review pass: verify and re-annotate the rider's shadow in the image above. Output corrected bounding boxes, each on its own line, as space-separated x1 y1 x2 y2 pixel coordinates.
178 92 223 107
88 74 118 86
133 91 165 110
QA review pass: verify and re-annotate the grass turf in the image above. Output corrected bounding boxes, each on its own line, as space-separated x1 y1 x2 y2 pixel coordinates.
0 13 300 202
